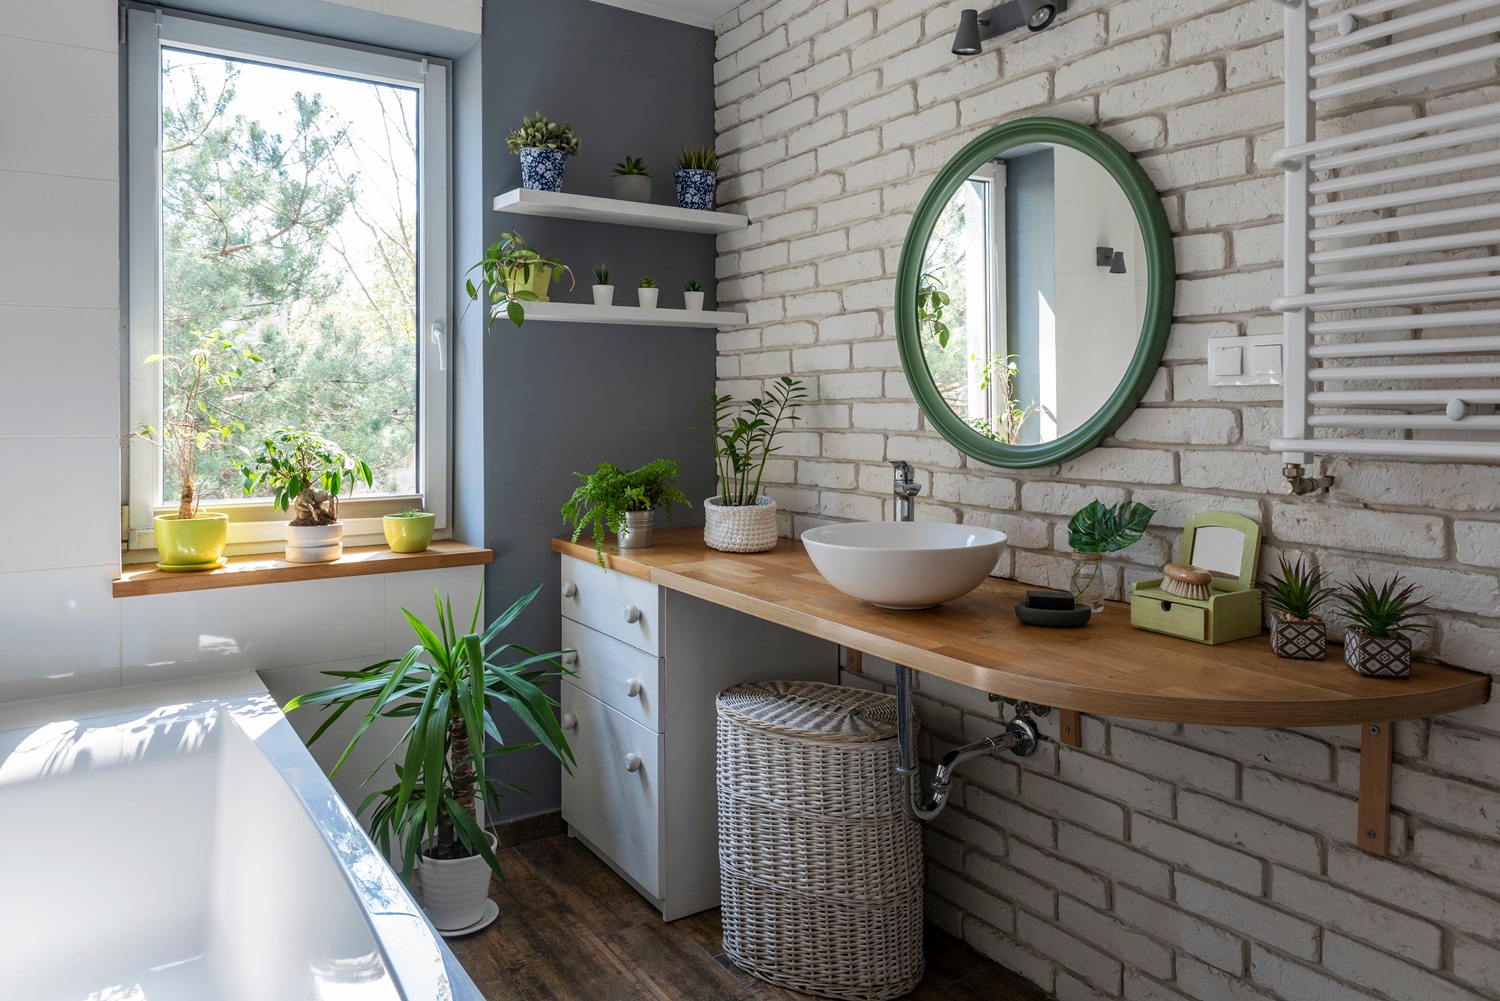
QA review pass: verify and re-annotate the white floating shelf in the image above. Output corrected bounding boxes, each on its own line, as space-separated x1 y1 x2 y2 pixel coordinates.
492 187 748 234
502 301 747 328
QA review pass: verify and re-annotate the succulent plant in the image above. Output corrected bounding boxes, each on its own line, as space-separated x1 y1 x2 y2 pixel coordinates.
1339 574 1428 638
506 112 581 156
684 279 704 292
638 276 658 289
676 144 719 173
612 156 651 176
593 263 610 285
1262 555 1336 621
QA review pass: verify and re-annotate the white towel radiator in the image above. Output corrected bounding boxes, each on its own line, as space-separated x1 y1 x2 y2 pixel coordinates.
1269 0 1500 486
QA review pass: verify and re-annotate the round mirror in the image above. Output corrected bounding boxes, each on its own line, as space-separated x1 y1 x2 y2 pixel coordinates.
896 118 1175 469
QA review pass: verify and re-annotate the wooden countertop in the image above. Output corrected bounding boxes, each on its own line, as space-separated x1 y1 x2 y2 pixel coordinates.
553 529 1489 728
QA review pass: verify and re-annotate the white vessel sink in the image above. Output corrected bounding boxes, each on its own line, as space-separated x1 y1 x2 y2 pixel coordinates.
800 522 1008 610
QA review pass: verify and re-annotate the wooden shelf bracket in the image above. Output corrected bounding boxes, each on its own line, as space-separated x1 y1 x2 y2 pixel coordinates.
1359 721 1394 855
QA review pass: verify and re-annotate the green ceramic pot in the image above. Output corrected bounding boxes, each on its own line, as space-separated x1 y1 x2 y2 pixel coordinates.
384 512 436 553
502 263 552 303
154 513 229 566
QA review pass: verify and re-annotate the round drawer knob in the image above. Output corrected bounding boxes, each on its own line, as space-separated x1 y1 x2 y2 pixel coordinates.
624 753 643 773
625 678 642 698
623 604 642 624
561 712 577 731
561 582 578 598
562 651 578 666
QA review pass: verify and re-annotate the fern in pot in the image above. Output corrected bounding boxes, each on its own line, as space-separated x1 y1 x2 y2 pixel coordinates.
1065 500 1154 613
286 586 574 932
695 376 806 553
235 428 372 563
1262 556 1336 660
561 459 690 566
1339 574 1427 678
508 112 580 192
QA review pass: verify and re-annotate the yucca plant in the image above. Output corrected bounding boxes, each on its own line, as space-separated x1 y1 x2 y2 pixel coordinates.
677 144 719 173
1339 574 1427 639
612 155 651 176
286 586 575 883
1263 556 1336 622
506 112 581 155
696 376 807 507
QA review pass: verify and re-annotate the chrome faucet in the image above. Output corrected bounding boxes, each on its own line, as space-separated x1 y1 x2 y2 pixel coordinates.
891 460 922 522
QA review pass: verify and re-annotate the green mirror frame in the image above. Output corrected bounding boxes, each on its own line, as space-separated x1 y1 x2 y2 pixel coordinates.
895 117 1176 469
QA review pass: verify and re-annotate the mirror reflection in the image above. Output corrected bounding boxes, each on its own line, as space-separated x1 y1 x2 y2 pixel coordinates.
917 143 1149 446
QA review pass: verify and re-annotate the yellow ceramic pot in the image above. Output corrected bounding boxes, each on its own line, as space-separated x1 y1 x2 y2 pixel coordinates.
384 512 436 553
154 513 229 566
502 263 552 303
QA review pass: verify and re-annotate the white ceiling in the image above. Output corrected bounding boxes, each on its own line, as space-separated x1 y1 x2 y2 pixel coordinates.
587 0 741 30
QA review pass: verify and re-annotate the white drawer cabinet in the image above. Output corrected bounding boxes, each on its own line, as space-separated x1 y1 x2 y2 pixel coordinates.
558 554 837 920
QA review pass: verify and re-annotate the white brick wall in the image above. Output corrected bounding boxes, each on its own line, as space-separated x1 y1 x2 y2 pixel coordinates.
712 1 1500 998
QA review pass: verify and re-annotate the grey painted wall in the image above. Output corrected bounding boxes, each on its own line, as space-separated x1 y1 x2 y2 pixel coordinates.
468 0 718 820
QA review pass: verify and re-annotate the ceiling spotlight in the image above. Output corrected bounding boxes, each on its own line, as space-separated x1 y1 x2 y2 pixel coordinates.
952 0 1067 55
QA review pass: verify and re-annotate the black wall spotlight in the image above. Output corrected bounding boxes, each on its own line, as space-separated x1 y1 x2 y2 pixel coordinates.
1097 246 1127 274
952 0 1067 55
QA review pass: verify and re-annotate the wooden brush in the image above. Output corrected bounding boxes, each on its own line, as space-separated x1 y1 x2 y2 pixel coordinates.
1162 563 1213 601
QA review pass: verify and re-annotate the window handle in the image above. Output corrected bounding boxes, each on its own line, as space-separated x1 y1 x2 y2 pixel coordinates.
429 320 446 372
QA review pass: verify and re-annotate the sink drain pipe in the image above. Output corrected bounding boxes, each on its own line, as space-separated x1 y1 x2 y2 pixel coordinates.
894 664 1041 822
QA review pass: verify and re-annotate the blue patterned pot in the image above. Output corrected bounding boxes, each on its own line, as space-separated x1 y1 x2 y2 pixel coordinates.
520 148 568 192
675 169 717 211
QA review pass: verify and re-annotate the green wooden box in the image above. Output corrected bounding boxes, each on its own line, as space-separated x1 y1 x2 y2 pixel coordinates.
1131 512 1263 646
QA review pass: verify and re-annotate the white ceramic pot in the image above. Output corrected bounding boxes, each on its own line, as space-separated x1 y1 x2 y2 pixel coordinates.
683 290 705 311
703 496 778 553
417 831 498 931
285 522 343 563
593 284 615 307
638 287 659 308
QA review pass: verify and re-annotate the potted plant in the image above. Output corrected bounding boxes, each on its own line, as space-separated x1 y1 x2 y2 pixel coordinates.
696 376 806 553
135 330 260 569
638 275 659 308
285 586 574 933
384 507 436 554
1338 574 1427 678
507 112 580 192
592 263 614 307
1262 555 1336 660
561 459 690 566
463 230 575 329
612 155 652 202
1066 500 1155 612
235 428 373 563
683 279 705 312
675 143 719 211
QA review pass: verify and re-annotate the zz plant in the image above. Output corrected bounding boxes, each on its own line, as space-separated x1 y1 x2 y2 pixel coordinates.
561 459 690 566
287 586 574 882
235 428 373 526
697 376 807 507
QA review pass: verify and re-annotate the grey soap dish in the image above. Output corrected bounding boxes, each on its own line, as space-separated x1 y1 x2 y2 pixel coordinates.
1014 592 1092 628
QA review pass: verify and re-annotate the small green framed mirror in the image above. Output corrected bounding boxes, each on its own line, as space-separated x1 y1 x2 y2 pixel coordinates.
896 117 1176 469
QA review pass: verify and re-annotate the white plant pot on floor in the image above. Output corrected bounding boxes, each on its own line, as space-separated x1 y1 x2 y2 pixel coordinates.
285 522 343 563
703 496 778 553
418 831 499 932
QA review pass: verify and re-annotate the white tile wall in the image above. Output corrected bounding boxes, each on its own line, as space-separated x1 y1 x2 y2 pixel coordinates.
0 306 121 439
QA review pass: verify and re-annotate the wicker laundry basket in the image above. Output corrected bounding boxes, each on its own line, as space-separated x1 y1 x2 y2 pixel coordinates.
716 680 924 1001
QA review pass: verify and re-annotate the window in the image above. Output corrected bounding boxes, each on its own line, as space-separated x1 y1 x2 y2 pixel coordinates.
126 10 449 552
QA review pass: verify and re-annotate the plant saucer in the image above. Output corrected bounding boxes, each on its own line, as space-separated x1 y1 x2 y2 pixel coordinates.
156 557 228 573
437 898 499 938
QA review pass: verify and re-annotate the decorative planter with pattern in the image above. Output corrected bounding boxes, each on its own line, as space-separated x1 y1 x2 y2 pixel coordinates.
704 496 778 553
1271 615 1326 660
1344 628 1412 679
519 147 568 191
675 169 717 210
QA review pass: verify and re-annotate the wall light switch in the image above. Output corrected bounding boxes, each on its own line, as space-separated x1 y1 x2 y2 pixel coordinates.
1207 334 1284 387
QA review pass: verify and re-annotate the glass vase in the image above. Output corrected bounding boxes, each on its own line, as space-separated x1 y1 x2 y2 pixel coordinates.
1070 552 1106 613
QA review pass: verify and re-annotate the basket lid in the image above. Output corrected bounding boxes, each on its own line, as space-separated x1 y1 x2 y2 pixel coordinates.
716 680 899 742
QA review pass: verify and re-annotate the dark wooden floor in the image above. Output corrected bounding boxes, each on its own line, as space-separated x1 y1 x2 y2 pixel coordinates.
445 822 1047 1001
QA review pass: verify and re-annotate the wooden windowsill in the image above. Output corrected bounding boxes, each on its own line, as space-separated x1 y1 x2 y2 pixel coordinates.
113 541 492 598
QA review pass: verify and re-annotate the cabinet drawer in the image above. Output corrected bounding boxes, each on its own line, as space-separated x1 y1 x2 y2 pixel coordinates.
561 618 663 733
560 556 661 656
1130 594 1209 643
561 681 662 897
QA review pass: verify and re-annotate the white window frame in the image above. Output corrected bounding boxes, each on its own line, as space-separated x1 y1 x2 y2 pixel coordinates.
125 9 451 554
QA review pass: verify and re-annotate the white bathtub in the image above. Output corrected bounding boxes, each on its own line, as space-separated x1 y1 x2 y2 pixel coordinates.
0 672 482 1001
